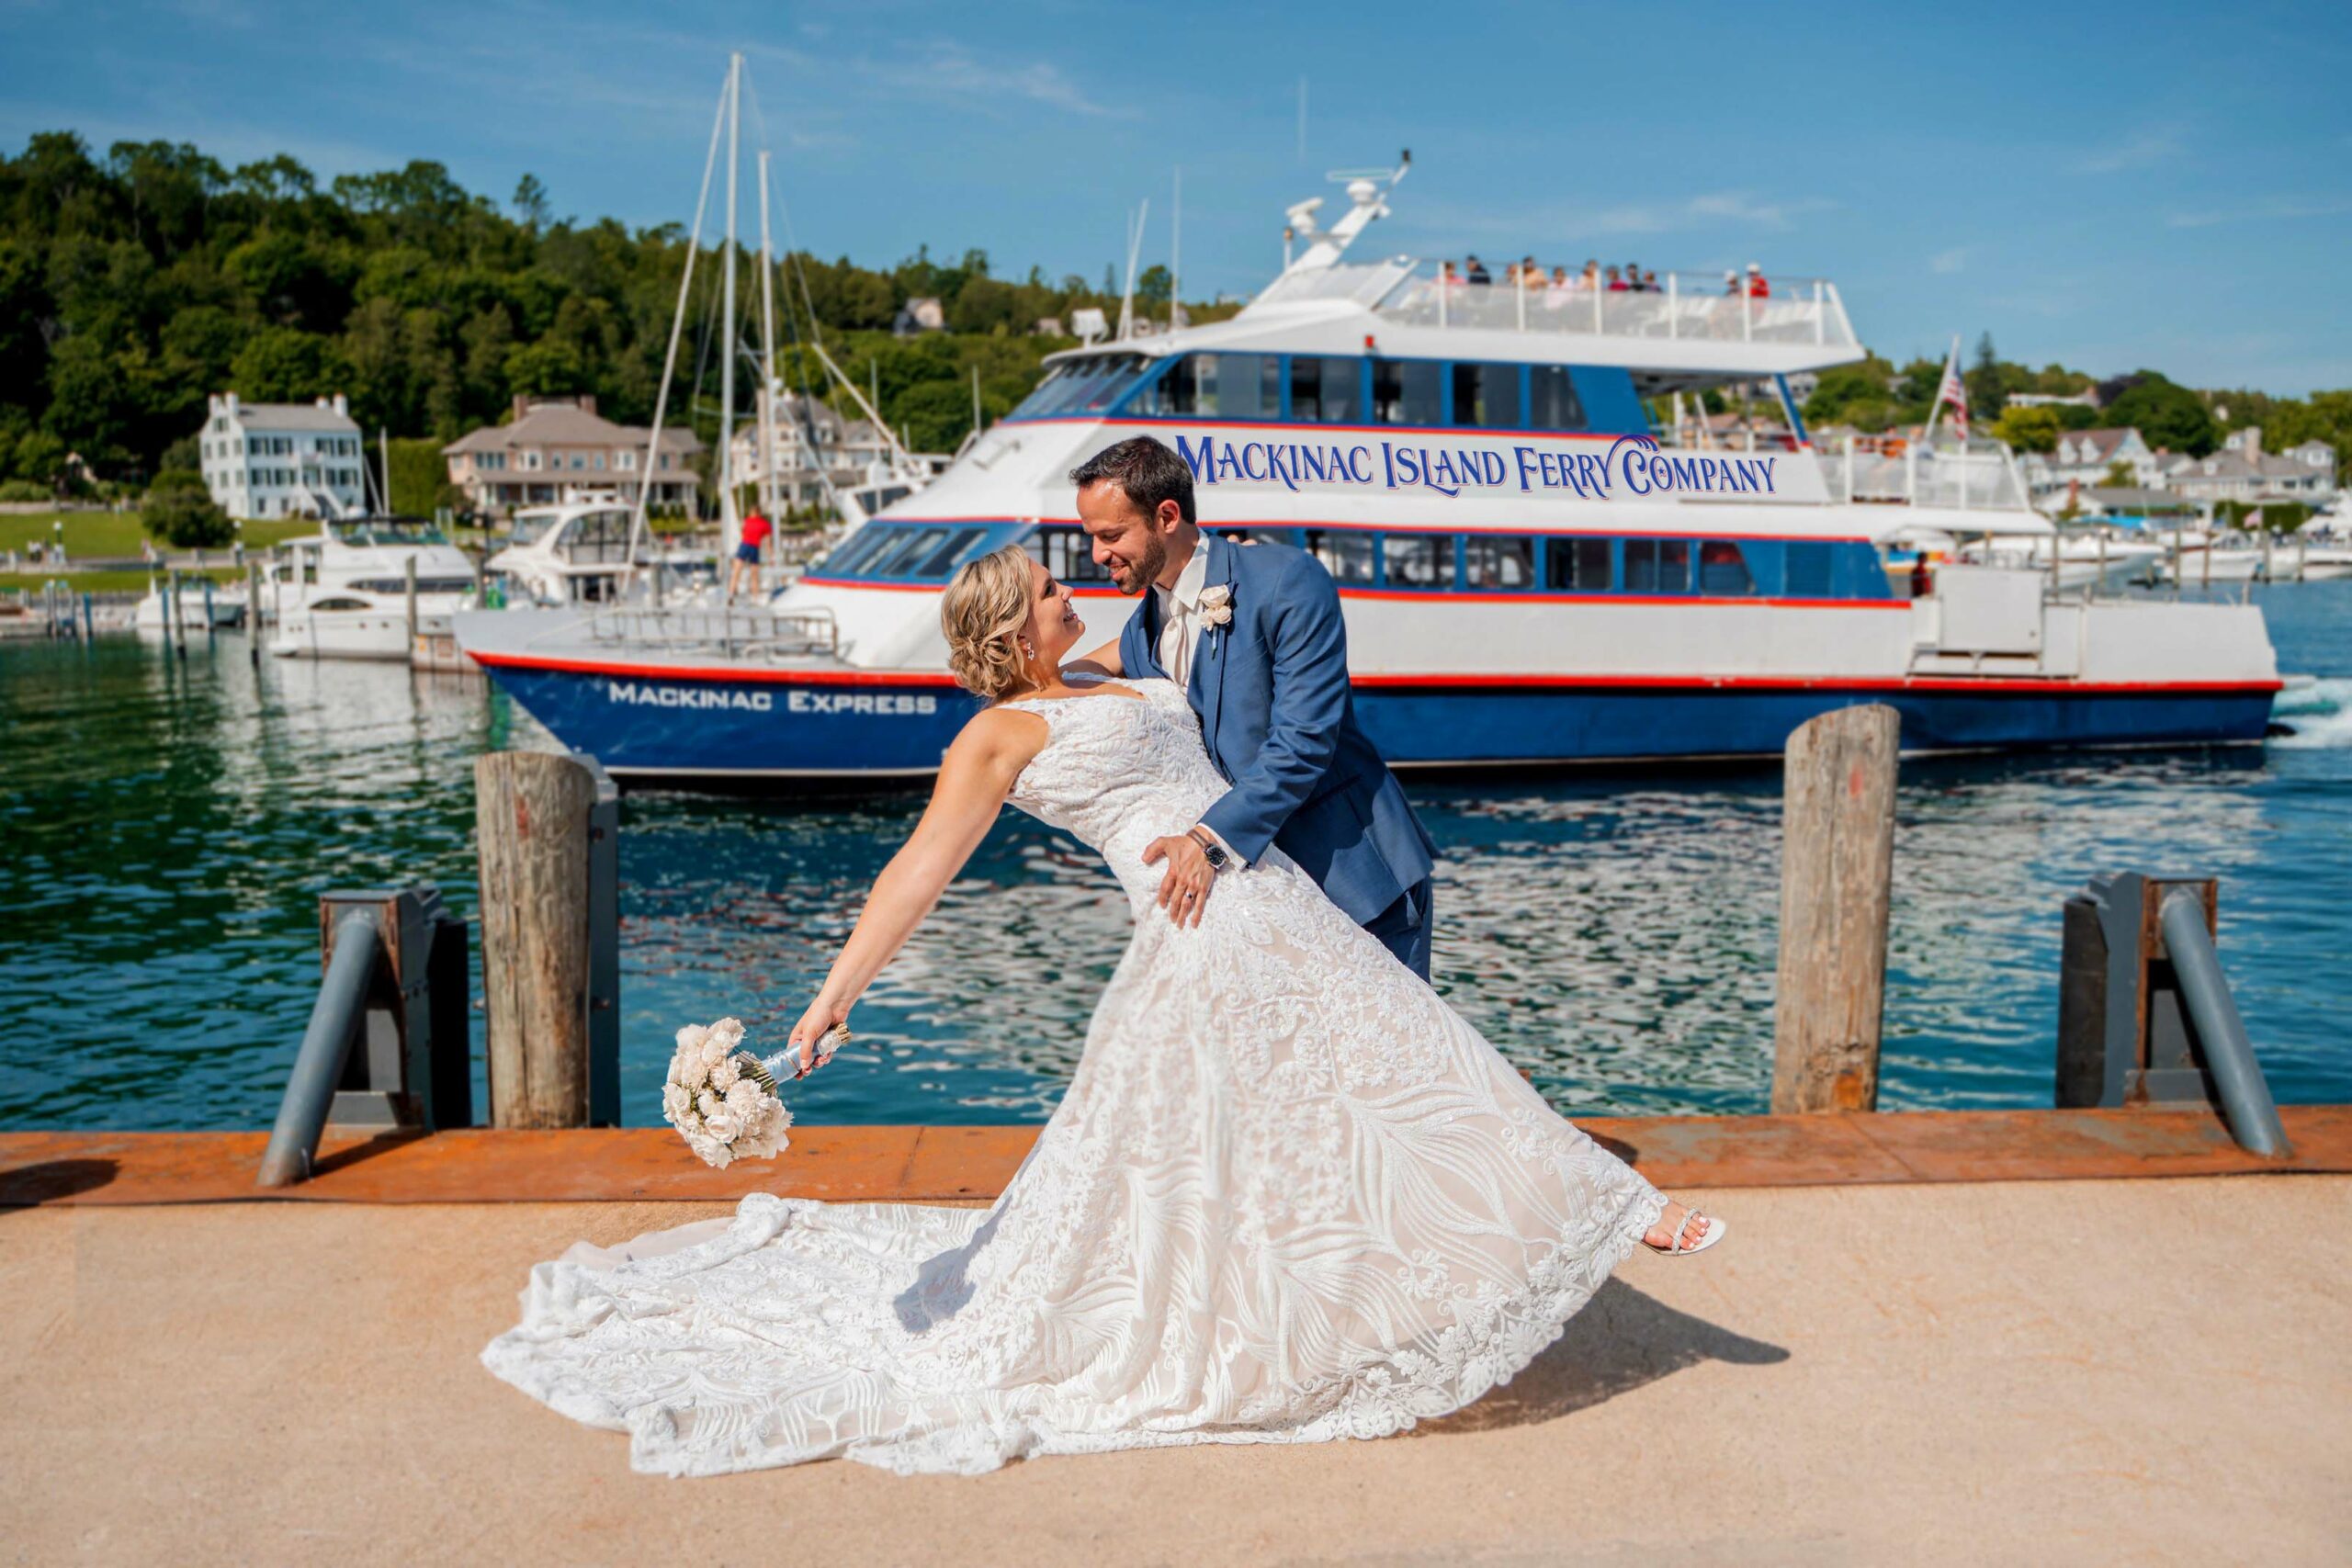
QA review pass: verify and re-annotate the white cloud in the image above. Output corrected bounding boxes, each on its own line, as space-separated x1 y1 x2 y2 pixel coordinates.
2166 197 2352 229
1572 191 1828 234
1930 247 1967 275
2072 127 2184 175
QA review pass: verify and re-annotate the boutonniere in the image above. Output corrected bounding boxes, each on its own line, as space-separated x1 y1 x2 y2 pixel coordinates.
1198 583 1234 629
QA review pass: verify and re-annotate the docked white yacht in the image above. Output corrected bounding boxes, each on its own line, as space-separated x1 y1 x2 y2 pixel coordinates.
268 517 477 660
458 154 2278 786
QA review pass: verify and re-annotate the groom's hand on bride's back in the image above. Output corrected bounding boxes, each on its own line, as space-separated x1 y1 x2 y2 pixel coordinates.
1142 833 1215 927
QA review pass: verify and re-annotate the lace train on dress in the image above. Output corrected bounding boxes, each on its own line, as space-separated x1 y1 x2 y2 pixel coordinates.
481 678 1666 1475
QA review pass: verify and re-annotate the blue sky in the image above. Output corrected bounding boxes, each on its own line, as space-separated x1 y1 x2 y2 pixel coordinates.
5 0 2350 393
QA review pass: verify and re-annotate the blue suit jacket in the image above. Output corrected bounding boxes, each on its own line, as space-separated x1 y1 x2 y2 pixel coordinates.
1119 533 1435 927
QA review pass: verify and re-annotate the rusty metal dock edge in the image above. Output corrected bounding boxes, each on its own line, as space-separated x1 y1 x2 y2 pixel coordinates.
3 1106 2349 1207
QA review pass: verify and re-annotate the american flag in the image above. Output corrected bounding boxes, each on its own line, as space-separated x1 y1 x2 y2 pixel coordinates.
1936 352 1970 440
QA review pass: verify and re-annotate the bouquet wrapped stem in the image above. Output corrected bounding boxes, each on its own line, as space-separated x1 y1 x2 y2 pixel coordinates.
662 1018 796 1168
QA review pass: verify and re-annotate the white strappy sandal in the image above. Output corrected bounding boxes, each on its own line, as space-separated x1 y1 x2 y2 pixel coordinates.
1645 1207 1725 1258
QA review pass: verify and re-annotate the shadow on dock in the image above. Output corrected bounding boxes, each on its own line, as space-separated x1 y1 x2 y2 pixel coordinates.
1416 1279 1790 1436
0 1157 119 1208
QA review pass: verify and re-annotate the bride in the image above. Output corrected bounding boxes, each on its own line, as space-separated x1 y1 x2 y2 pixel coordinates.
482 544 1723 1477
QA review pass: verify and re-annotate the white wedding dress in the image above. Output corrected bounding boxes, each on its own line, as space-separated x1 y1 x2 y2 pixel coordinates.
482 677 1667 1476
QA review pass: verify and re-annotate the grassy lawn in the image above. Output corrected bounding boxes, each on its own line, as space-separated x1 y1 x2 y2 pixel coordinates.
0 512 329 555
3 567 244 596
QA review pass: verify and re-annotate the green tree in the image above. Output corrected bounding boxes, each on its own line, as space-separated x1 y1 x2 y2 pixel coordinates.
141 468 232 547
230 326 349 402
1990 404 2061 453
2101 373 2219 457
1965 332 2007 422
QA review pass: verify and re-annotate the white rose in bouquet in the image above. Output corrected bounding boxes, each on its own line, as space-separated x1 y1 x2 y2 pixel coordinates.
662 1016 797 1169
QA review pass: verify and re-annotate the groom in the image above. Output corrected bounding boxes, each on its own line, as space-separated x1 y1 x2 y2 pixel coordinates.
1067 435 1439 978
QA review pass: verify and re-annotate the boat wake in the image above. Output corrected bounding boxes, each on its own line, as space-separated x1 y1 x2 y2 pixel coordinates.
2270 675 2352 748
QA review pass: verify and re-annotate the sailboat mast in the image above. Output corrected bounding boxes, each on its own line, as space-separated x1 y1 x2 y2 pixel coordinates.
718 50 741 556
756 149 780 524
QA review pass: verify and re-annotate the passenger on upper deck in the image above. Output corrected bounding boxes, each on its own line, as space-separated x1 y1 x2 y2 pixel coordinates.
1605 265 1627 292
1745 263 1770 299
1464 254 1492 285
1642 269 1661 293
1544 265 1576 308
1518 256 1543 289
1581 259 1600 290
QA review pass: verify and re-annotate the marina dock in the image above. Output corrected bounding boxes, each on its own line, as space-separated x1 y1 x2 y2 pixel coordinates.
5 1111 2346 1564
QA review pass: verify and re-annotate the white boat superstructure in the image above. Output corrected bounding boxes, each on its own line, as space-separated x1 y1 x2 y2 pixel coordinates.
458 149 2278 784
268 517 477 660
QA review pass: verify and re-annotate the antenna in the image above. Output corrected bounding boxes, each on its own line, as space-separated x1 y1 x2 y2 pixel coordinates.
1296 77 1306 164
1116 199 1148 341
1170 167 1182 332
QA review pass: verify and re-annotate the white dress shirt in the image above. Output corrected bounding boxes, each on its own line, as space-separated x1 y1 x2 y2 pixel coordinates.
1152 544 1241 866
1154 544 1210 689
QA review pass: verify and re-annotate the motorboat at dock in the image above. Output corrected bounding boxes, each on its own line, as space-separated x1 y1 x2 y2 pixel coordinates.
269 517 477 661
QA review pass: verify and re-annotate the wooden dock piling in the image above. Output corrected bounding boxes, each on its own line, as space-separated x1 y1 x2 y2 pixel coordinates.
475 751 599 1129
1770 705 1899 1113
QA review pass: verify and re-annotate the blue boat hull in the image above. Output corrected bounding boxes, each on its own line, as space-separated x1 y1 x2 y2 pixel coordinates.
476 660 2274 786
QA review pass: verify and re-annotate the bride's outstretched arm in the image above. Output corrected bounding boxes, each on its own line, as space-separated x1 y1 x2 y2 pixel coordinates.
784 708 1046 1074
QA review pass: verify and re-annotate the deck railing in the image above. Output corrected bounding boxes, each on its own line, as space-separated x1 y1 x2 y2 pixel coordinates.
584 604 839 661
1826 435 2031 513
1253 259 1857 349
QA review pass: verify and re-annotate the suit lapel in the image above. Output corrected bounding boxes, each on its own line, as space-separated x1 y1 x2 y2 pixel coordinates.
1190 533 1235 761
1126 587 1165 679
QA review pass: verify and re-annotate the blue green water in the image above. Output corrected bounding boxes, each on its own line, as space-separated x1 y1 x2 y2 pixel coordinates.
4 585 2347 1131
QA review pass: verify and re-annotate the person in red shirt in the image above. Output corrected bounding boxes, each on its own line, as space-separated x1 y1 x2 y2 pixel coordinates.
1744 263 1770 299
730 507 774 599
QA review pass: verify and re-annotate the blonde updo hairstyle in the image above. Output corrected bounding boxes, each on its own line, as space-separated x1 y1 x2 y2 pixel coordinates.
941 543 1041 702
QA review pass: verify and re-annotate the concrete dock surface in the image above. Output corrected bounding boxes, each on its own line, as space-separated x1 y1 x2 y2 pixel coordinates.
5 1174 2346 1566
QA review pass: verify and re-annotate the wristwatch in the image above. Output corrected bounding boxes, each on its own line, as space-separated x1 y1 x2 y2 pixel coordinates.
1188 826 1230 873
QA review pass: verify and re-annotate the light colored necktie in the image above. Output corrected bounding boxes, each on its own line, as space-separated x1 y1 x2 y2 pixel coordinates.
1161 592 1193 685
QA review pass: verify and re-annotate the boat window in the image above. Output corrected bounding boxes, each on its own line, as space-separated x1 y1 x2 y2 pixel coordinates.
815 526 901 576
507 512 560 547
1132 353 1277 419
1013 354 1148 418
1304 529 1374 584
906 527 993 578
1383 533 1457 589
1372 359 1442 425
1699 541 1756 595
1544 536 1614 592
1290 356 1362 424
1463 535 1536 590
1069 354 1148 413
1036 526 1115 584
1784 541 1833 596
350 577 472 594
865 527 959 577
1009 365 1075 419
1451 363 1522 429
1527 366 1587 432
1624 538 1691 592
561 510 634 565
310 596 372 612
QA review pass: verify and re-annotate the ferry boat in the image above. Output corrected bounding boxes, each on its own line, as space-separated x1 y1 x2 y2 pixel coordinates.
270 517 477 661
456 159 2280 786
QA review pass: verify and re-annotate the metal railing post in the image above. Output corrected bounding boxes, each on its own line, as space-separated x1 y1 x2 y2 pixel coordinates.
1592 281 1602 334
1668 271 1679 340
1814 279 1825 344
1844 434 1857 502
257 909 382 1188
2158 889 2290 1156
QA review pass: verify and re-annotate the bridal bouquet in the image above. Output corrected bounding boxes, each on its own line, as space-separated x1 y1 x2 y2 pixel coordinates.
662 1018 795 1168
